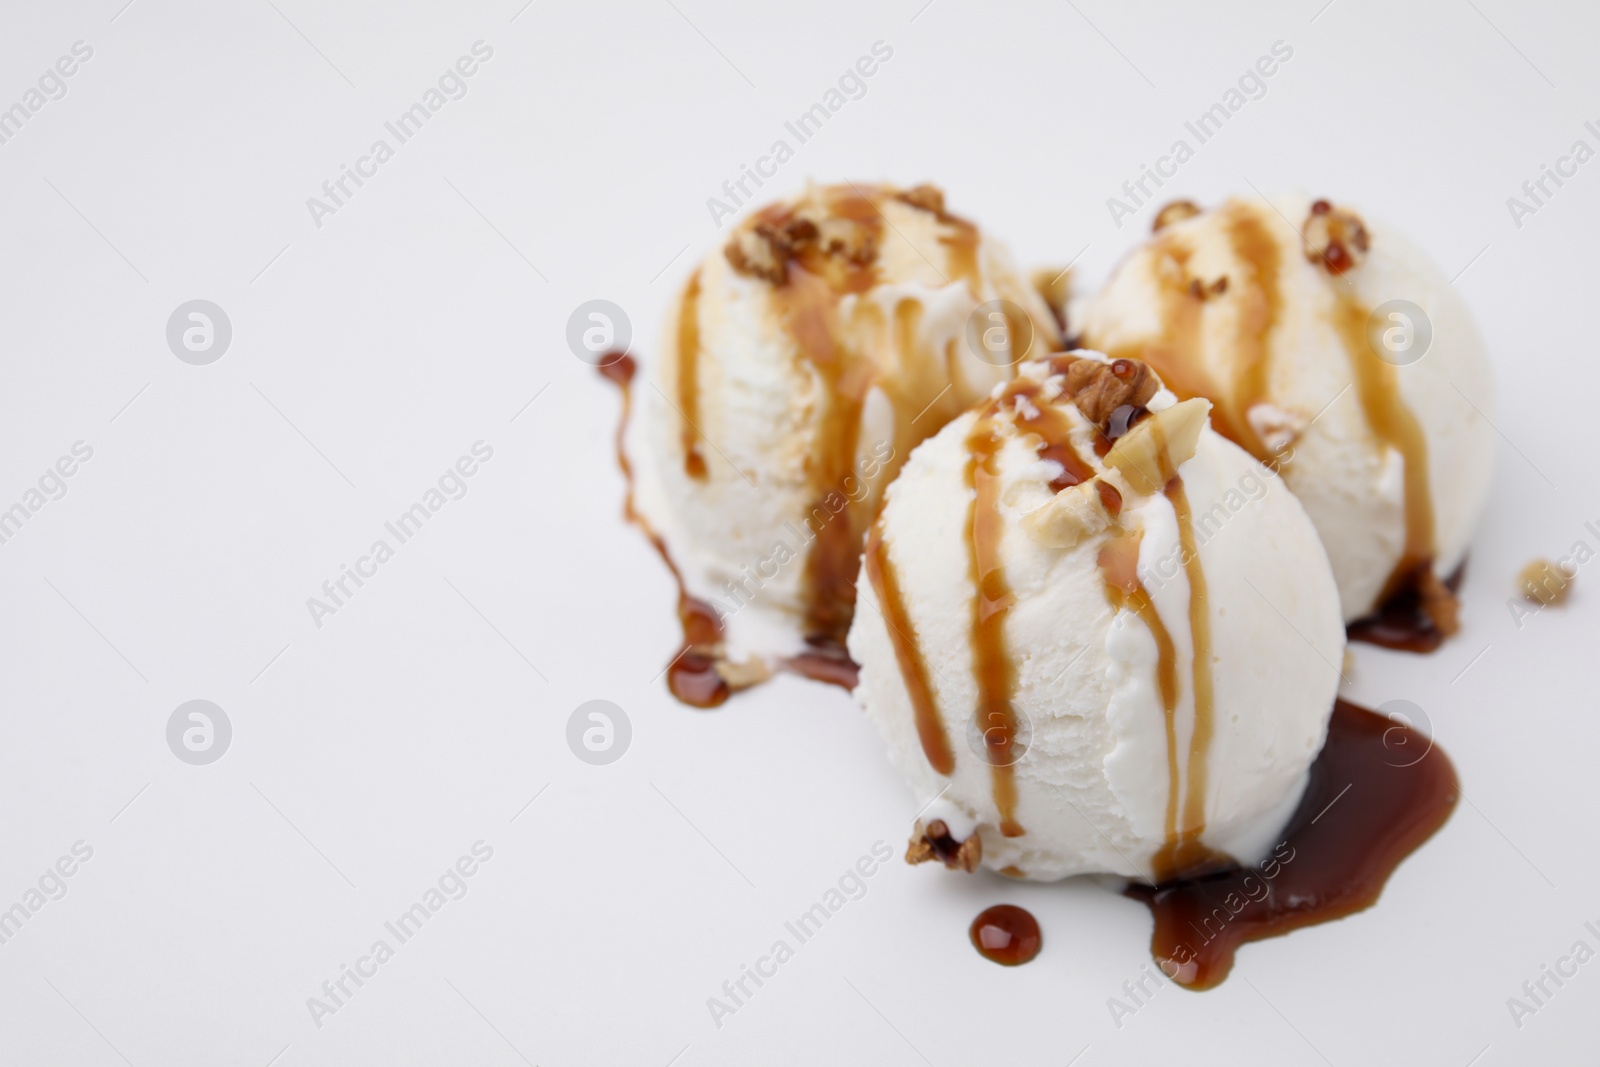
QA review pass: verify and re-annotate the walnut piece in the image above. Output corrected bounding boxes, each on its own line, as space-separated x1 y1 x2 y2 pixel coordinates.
1063 357 1159 427
1022 478 1118 548
725 223 793 283
1303 199 1370 275
725 211 878 283
905 819 981 872
1520 559 1575 606
1153 199 1202 232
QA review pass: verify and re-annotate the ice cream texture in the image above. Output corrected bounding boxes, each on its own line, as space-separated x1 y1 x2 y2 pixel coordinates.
1078 194 1495 639
627 182 1059 704
848 352 1346 882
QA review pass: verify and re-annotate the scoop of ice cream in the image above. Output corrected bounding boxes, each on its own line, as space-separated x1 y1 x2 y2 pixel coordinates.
847 352 1345 882
1078 194 1495 631
629 182 1058 701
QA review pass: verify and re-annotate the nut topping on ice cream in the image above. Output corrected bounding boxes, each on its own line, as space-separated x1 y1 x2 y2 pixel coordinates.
1062 357 1158 428
1302 198 1370 275
905 819 982 871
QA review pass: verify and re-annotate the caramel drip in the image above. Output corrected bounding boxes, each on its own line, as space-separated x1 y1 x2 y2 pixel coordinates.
1158 476 1223 878
966 412 1024 836
775 186 1047 652
1099 528 1182 859
960 380 1094 834
1096 246 1228 443
1333 292 1435 604
783 267 871 648
940 217 981 296
600 354 729 707
1222 208 1282 463
676 270 707 479
1098 415 1225 881
863 519 953 775
1016 381 1094 492
1090 206 1279 463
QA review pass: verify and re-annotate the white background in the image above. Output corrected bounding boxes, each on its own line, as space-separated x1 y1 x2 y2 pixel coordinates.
1 0 1596 1063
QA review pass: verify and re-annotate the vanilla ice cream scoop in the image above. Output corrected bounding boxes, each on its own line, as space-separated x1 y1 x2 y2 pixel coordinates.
848 352 1344 882
1078 195 1495 641
628 182 1058 703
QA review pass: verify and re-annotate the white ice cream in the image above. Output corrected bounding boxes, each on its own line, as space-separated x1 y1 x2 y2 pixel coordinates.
630 182 1058 681
848 353 1345 882
1080 194 1495 623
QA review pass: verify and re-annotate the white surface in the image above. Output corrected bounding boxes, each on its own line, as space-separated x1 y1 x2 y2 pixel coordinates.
0 1 1595 1064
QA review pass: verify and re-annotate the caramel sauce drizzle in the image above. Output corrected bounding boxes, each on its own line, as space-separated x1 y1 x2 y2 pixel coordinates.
1161 476 1222 877
602 354 730 707
863 518 953 775
676 269 707 479
961 376 1093 834
1332 291 1435 604
1099 527 1182 857
1222 209 1282 463
1096 416 1223 880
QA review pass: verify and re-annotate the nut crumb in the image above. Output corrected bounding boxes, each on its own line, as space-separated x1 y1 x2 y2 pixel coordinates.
725 223 792 284
1152 199 1202 232
1063 357 1159 428
1303 199 1370 275
905 819 981 872
725 211 878 283
1520 559 1575 605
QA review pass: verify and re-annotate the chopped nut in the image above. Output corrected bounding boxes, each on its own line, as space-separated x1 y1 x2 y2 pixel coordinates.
1022 479 1117 548
1063 357 1159 427
1104 398 1213 495
816 216 876 265
1303 199 1370 275
725 209 880 282
898 183 947 216
1520 558 1575 606
724 223 792 283
1153 199 1202 232
1417 568 1461 636
905 819 982 872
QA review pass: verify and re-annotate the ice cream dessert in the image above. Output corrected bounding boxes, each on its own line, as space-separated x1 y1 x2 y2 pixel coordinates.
848 351 1346 883
623 182 1058 704
1078 195 1495 650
